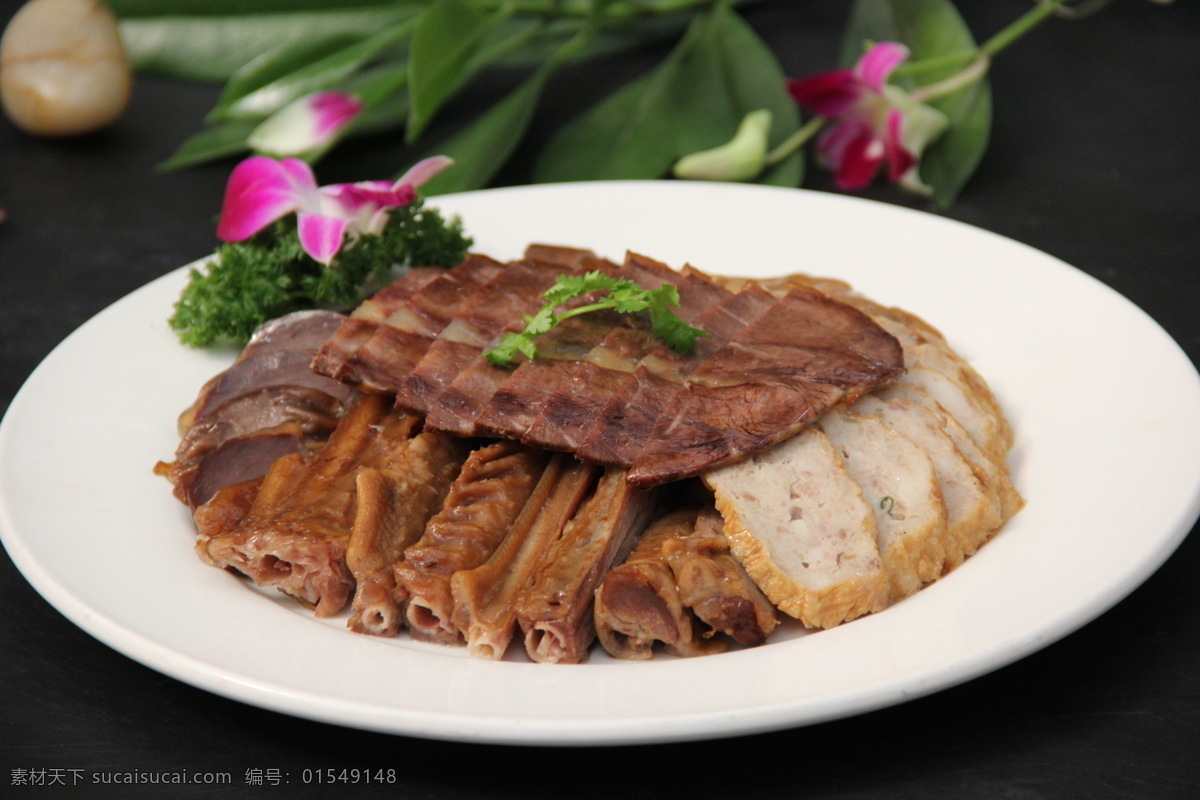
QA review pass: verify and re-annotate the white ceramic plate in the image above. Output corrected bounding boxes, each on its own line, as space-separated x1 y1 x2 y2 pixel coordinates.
3 182 1199 746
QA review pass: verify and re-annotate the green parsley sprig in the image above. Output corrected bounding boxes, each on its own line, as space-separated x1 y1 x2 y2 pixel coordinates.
485 270 710 367
169 198 471 348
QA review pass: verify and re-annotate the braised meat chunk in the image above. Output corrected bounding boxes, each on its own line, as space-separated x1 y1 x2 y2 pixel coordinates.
156 310 353 509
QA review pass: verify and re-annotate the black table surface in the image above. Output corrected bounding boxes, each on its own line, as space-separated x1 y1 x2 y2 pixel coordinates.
2 1 1198 797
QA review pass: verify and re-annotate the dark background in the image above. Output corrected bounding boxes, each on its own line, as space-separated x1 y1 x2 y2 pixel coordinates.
2 1 1199 797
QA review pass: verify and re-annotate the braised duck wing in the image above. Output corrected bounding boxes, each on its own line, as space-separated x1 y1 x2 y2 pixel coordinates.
396 441 548 644
515 467 658 663
196 393 417 617
665 506 778 646
594 508 725 660
345 430 469 636
450 454 598 660
704 427 890 629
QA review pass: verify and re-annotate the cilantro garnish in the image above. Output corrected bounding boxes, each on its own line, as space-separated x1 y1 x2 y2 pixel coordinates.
485 270 710 367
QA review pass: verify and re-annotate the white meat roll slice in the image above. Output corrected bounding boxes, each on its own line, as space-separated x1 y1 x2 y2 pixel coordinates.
815 406 948 598
893 365 1008 464
852 392 1002 560
704 428 889 629
851 303 1013 450
876 383 1023 531
755 272 1012 450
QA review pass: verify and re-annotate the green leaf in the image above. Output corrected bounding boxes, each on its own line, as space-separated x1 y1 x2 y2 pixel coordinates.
215 21 414 119
532 5 801 186
418 65 553 196
406 0 499 143
416 19 595 195
109 1 401 18
119 7 418 81
842 0 992 207
212 33 372 118
158 118 258 171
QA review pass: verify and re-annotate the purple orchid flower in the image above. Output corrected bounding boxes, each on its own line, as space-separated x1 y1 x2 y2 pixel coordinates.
215 155 453 265
247 91 364 158
788 42 947 193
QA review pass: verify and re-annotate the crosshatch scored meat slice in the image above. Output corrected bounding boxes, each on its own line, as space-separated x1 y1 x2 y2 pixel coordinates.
310 247 906 484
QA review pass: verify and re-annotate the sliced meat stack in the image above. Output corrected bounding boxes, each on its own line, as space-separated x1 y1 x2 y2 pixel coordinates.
312 247 906 486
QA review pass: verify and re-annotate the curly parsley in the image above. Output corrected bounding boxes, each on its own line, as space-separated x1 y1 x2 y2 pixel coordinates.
169 199 471 347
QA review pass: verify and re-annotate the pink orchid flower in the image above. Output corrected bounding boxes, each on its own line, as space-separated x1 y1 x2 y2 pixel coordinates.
215 155 453 265
788 42 947 193
247 91 364 158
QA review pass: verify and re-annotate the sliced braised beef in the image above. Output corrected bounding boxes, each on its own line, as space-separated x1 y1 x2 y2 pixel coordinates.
308 267 444 381
627 286 904 486
574 283 777 466
398 258 590 424
518 255 724 452
311 254 505 392
306 251 904 485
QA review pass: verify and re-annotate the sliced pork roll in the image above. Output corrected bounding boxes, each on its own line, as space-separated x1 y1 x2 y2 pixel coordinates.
814 405 949 598
703 428 889 629
852 391 1003 561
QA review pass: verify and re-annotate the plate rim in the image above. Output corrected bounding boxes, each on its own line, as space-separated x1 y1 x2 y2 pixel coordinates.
3 181 1199 746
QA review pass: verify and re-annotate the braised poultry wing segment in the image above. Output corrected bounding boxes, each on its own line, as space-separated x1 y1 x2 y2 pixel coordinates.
396 441 549 645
